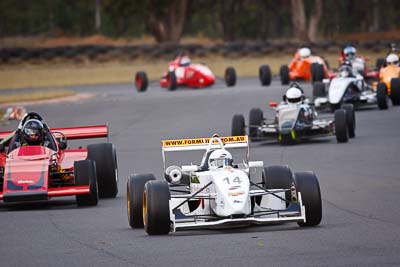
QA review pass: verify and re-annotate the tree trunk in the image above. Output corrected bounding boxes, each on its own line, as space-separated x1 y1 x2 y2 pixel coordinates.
145 0 188 43
308 0 322 42
220 0 237 42
290 0 308 42
95 0 101 33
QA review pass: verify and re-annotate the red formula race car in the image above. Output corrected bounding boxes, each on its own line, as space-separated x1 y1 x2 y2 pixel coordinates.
0 112 118 207
338 46 379 81
279 48 333 85
134 55 237 92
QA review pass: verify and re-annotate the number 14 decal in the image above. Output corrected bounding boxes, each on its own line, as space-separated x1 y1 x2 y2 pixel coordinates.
224 177 242 184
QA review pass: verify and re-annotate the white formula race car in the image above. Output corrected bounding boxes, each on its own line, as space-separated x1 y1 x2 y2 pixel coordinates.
313 64 388 111
127 134 322 235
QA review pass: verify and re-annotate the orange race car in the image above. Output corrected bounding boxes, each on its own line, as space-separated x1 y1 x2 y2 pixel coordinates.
279 48 333 85
376 54 400 106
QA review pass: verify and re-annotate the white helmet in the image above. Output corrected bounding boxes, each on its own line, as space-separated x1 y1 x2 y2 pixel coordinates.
208 149 233 169
299 47 311 58
386 54 399 66
285 87 303 104
180 56 191 66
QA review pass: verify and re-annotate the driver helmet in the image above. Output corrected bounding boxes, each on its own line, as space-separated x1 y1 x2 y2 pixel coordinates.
180 56 191 66
299 47 311 59
22 119 44 145
386 54 399 66
285 87 304 104
344 46 357 60
208 149 233 169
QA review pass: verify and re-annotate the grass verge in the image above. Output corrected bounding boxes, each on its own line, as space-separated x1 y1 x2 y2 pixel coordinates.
0 50 385 90
0 90 75 104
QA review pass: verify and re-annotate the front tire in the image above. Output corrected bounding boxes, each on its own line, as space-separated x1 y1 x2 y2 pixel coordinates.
143 180 171 235
334 109 348 143
259 65 271 86
377 82 388 110
311 63 324 82
87 143 118 198
249 108 263 140
225 67 237 87
135 71 148 92
232 114 246 136
262 165 294 205
75 160 99 207
280 65 290 85
313 81 326 99
294 172 322 227
127 174 156 228
342 104 355 138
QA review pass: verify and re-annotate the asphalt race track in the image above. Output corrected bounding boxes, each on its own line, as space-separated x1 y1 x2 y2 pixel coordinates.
1 77 400 266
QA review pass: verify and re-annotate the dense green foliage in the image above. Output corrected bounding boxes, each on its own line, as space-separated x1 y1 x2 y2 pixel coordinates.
0 0 399 41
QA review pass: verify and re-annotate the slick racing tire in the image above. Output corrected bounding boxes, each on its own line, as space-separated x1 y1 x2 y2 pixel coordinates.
135 71 148 92
377 82 388 110
311 63 324 82
232 114 246 136
225 67 237 87
334 109 348 143
312 81 326 99
143 180 171 235
167 71 177 91
249 108 263 140
262 165 294 206
87 143 118 198
294 172 322 227
259 64 272 86
280 65 290 85
75 160 99 207
342 104 355 138
390 78 400 106
127 173 156 228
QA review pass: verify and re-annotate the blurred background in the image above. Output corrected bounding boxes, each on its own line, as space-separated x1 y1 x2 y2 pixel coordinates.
0 0 400 92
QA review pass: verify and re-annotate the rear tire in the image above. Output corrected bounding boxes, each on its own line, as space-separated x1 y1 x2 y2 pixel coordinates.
390 78 400 106
262 165 294 205
294 172 322 227
167 71 177 91
342 104 355 138
135 71 148 92
232 114 246 136
259 65 271 86
225 67 237 87
143 180 171 235
75 160 99 207
377 82 388 110
280 65 289 85
312 81 326 99
334 109 348 143
87 143 118 198
127 173 156 228
249 108 263 140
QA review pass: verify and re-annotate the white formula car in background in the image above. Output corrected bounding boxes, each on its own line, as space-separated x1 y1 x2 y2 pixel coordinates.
127 134 322 235
313 63 388 111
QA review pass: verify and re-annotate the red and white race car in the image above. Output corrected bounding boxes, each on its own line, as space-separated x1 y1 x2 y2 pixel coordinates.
134 55 237 91
0 112 118 206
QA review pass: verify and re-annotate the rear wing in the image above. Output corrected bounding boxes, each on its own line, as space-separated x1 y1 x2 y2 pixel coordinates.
162 135 248 152
0 124 108 142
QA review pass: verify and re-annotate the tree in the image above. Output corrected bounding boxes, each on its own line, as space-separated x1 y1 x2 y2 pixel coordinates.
290 0 323 42
145 0 189 43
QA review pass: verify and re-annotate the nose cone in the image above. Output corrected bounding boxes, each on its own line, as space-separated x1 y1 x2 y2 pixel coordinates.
329 78 347 104
212 169 251 217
